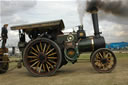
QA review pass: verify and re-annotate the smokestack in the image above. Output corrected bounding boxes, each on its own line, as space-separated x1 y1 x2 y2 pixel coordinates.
90 7 101 37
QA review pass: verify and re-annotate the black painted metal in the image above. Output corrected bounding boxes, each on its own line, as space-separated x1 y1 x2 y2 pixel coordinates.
93 36 106 50
92 13 101 37
78 37 92 52
78 36 105 53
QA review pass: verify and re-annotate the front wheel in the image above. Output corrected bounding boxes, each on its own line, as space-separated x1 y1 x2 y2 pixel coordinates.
91 48 117 73
23 38 62 77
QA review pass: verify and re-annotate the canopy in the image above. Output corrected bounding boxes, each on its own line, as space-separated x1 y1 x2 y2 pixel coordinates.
11 19 65 32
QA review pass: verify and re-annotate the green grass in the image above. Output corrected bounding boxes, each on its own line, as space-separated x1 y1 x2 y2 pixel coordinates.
78 52 128 59
79 52 91 59
8 57 22 67
114 53 128 58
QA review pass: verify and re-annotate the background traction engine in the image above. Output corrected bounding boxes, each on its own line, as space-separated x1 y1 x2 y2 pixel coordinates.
11 10 117 76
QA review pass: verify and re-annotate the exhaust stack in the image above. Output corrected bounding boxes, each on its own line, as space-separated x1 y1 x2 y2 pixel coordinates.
91 7 101 37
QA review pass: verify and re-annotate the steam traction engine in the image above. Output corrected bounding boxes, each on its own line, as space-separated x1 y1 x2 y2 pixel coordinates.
11 11 117 76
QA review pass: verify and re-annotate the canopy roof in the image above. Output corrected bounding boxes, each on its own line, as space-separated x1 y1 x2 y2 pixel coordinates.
11 19 65 32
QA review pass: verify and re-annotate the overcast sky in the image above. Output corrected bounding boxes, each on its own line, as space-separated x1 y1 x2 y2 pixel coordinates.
0 0 128 46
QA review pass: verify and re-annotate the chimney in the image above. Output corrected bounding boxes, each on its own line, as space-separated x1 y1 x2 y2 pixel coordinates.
91 7 101 37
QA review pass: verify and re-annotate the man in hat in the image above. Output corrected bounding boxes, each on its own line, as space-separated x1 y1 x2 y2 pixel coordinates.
1 24 8 48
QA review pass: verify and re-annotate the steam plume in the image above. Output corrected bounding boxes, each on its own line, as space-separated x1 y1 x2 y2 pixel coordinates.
77 0 86 25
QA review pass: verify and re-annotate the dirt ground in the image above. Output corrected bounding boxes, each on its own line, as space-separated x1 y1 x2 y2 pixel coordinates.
0 53 128 85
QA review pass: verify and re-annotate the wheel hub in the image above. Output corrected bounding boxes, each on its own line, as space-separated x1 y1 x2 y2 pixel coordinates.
101 58 107 64
38 52 46 63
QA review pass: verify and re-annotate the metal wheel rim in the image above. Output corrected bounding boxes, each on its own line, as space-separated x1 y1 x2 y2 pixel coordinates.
23 38 62 76
91 48 117 73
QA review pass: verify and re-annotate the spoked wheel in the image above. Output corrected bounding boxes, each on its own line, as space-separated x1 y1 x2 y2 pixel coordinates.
23 38 62 77
91 48 117 73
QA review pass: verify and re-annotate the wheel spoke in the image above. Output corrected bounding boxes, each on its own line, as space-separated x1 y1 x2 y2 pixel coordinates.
38 64 42 73
48 52 56 56
27 56 37 58
29 59 38 62
46 44 51 52
46 48 54 55
31 51 38 57
46 64 50 72
94 60 100 62
49 60 57 65
99 63 103 68
107 64 112 69
107 59 112 62
97 62 101 67
108 56 111 60
96 54 100 59
103 51 106 57
30 61 39 67
36 62 40 71
95 62 99 65
107 53 112 58
47 61 54 68
40 42 43 52
101 64 105 70
48 57 57 59
108 61 113 66
105 53 110 58
43 44 46 54
36 45 40 52
32 47 38 53
99 52 103 59
42 64 46 72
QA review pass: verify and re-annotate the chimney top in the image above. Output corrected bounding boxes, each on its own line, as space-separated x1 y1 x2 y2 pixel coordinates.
87 6 98 13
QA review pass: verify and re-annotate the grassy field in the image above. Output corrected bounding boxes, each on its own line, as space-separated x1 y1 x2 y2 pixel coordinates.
0 52 128 85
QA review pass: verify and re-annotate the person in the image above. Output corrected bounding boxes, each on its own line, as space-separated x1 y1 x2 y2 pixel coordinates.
1 24 8 48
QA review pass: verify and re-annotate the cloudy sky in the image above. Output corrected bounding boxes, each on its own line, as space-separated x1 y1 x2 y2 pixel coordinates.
0 0 128 46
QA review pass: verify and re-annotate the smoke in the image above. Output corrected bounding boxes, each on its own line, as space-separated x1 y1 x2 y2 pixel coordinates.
86 0 128 17
77 0 128 25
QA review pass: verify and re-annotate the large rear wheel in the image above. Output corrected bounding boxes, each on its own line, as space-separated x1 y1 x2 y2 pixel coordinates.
23 38 62 77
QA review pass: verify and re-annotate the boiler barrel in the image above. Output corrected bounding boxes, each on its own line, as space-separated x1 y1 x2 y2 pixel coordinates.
78 36 105 53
